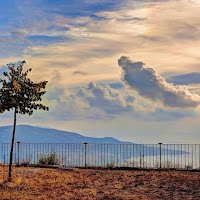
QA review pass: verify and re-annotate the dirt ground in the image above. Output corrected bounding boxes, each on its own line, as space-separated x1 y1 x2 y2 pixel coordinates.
0 165 200 200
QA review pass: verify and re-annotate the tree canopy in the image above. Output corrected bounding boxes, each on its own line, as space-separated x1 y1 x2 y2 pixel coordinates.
0 61 49 115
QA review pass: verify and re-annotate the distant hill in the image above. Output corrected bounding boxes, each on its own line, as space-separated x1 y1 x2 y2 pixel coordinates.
0 125 187 166
0 125 132 144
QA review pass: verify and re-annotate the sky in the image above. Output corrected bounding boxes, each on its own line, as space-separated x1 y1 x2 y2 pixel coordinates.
0 0 200 144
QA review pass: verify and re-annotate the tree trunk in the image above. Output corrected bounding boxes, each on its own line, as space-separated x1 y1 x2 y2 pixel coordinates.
8 108 17 181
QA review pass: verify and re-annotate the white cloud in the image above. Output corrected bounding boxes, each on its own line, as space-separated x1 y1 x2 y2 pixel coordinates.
43 82 136 121
77 83 134 114
13 0 200 89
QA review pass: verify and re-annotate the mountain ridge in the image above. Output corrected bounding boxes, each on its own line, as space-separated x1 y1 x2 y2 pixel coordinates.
0 124 132 144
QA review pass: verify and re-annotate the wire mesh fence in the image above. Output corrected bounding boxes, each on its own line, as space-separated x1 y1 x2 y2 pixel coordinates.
0 143 200 170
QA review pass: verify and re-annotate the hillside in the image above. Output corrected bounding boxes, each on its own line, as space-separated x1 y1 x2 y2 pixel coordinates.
0 125 188 167
0 125 131 144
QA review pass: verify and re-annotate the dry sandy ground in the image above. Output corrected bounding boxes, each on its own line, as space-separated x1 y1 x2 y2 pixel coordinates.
0 165 200 200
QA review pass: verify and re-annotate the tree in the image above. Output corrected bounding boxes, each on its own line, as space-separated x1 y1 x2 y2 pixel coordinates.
0 61 49 181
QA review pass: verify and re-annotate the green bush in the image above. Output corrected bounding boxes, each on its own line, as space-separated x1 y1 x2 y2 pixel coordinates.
39 152 60 165
107 160 115 168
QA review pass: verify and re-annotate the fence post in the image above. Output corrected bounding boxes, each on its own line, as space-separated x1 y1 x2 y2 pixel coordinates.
140 146 142 168
17 141 20 165
84 143 88 168
158 143 162 169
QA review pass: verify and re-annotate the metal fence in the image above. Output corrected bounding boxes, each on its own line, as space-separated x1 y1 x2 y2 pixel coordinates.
0 142 200 170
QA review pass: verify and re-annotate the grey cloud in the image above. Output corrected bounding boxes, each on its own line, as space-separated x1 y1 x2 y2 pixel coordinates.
45 86 64 102
48 61 78 68
51 70 62 81
11 31 27 39
77 83 134 114
101 16 147 21
0 34 31 57
73 70 88 76
173 23 199 40
166 72 200 85
43 80 199 122
44 82 135 121
109 82 124 89
118 56 200 108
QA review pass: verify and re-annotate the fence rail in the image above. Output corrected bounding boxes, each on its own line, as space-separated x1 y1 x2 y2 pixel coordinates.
0 143 200 170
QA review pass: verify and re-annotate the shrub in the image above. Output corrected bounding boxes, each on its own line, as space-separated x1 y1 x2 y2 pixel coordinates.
185 164 193 170
107 160 115 168
21 160 30 166
39 152 60 165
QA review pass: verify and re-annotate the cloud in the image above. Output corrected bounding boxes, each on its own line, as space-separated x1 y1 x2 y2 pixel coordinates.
1 0 200 74
26 35 69 46
108 82 124 89
73 70 88 76
42 79 198 124
0 65 8 77
0 62 23 77
51 70 62 81
42 82 136 121
118 56 200 108
18 0 200 88
78 82 134 114
1 0 200 143
166 72 200 85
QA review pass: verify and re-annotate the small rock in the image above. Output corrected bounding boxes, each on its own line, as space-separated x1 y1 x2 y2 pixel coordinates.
4 182 16 188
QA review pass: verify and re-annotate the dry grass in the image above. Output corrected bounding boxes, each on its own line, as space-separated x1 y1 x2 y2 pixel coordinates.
0 165 200 200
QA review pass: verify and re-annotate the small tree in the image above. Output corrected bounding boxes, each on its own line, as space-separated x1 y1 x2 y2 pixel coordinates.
0 61 49 181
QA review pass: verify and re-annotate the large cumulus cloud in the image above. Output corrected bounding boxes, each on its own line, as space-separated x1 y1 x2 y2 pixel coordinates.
118 56 200 108
77 83 134 114
43 82 135 121
42 81 196 123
